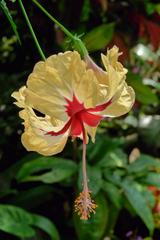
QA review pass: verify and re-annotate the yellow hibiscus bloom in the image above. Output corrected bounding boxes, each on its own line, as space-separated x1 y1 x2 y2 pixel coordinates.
12 46 134 155
12 46 135 219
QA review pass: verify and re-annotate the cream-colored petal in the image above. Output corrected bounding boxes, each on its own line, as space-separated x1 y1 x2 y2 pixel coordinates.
85 49 128 103
74 69 104 108
19 108 69 156
27 61 70 100
11 86 26 108
21 129 68 156
46 51 86 86
85 125 97 143
25 89 68 121
25 51 93 118
99 46 128 101
102 46 127 74
101 85 135 117
105 65 126 101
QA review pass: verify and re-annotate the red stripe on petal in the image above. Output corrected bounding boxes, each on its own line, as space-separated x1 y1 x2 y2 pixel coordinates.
88 100 112 112
80 111 103 127
46 118 72 136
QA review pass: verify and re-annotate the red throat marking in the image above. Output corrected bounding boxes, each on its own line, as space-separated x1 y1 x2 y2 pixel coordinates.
46 94 112 143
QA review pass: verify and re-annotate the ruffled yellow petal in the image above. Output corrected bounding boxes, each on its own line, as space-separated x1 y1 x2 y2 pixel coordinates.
85 46 130 104
25 89 68 121
102 45 127 75
25 51 102 120
100 46 128 101
75 69 105 108
101 84 135 117
11 86 26 108
19 108 69 156
84 125 97 143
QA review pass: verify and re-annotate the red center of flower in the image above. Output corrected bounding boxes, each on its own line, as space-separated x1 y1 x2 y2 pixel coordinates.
46 94 111 143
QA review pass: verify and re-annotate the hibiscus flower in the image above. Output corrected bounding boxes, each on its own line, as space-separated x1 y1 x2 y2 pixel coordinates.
12 46 135 219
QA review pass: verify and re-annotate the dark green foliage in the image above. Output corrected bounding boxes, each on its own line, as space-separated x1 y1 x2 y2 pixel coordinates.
0 205 60 239
0 0 21 44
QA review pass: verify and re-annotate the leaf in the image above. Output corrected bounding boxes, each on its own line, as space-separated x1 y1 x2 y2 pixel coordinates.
143 78 160 90
127 72 158 105
10 185 54 209
146 2 156 15
78 164 102 195
0 205 59 239
83 23 115 52
32 214 60 240
0 0 21 44
121 180 154 234
74 193 109 240
141 173 160 188
127 154 160 173
80 0 91 22
87 135 122 163
0 153 41 199
103 169 125 186
97 148 127 168
102 181 122 209
143 189 156 209
16 156 77 183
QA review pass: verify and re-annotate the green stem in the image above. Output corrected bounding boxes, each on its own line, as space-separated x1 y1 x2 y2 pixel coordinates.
31 0 88 57
18 0 46 60
32 0 73 40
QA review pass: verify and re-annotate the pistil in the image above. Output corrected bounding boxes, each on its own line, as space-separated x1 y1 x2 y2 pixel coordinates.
74 130 97 220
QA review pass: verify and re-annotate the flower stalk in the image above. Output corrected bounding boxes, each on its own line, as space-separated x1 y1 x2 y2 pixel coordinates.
31 0 88 58
82 142 88 192
18 0 46 60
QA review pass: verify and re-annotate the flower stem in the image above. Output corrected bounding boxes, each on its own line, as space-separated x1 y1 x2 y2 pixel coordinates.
82 142 88 191
18 0 46 61
32 0 73 40
31 0 88 57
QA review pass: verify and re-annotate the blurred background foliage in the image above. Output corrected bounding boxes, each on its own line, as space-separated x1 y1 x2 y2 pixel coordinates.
0 0 160 239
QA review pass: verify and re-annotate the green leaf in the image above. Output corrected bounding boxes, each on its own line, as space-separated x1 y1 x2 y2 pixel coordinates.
141 173 160 188
97 148 127 168
74 193 109 240
103 169 125 186
143 188 156 209
0 153 39 198
87 135 122 162
143 78 160 90
83 23 114 52
127 72 158 104
78 165 102 195
127 154 160 173
0 205 59 239
121 180 154 234
16 156 77 183
102 181 122 209
146 2 156 15
10 185 54 209
32 214 60 240
80 0 91 22
0 0 21 44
